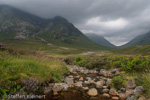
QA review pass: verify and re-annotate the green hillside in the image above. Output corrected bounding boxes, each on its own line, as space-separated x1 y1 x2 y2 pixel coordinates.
114 45 150 55
120 31 150 48
0 5 107 54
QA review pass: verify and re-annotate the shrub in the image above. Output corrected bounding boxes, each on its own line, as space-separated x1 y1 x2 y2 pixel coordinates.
110 76 126 90
75 57 82 62
135 74 150 98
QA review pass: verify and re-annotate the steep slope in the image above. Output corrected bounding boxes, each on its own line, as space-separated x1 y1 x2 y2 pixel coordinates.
0 5 107 51
120 31 150 48
85 33 116 48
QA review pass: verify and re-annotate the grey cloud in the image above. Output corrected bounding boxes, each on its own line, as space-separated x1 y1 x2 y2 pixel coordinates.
0 0 150 46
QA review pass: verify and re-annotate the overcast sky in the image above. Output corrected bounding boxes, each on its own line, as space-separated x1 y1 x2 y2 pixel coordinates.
0 0 150 46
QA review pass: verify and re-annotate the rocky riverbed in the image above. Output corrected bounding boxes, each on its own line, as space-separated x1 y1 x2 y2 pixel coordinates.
43 65 146 100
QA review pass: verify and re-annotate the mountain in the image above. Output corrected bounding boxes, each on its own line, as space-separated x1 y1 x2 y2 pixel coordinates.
85 33 116 48
0 5 107 51
120 31 150 48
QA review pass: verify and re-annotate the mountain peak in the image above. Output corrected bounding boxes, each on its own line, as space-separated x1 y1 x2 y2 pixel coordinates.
52 16 68 22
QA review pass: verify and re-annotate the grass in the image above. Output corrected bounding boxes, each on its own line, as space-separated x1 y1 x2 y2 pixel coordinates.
67 55 150 73
110 76 127 90
0 49 69 98
1 38 101 55
134 73 150 98
114 45 150 55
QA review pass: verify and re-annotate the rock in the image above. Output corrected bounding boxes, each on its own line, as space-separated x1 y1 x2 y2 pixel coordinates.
79 77 84 81
115 70 120 75
102 93 110 98
106 71 113 77
100 69 106 74
106 79 112 85
64 77 74 85
49 83 54 87
127 95 136 100
74 81 83 87
102 86 108 89
69 75 73 78
87 88 98 96
119 93 126 100
62 83 69 91
84 81 90 84
127 79 136 89
112 69 120 75
90 97 98 100
70 67 76 73
112 69 117 73
53 84 64 92
112 96 119 100
102 89 109 93
43 87 53 94
53 92 59 96
138 97 146 100
93 70 98 74
83 87 89 90
75 75 80 78
107 78 112 82
126 90 134 97
120 88 126 93
134 86 144 95
109 88 117 96
83 69 89 74
96 80 105 86
89 80 95 84
86 77 92 81
81 69 87 74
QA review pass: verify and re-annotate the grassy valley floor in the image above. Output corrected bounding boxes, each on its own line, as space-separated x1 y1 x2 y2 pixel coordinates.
0 44 150 99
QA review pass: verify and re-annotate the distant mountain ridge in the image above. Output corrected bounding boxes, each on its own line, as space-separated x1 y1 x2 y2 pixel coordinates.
85 33 116 48
0 5 107 50
120 31 150 48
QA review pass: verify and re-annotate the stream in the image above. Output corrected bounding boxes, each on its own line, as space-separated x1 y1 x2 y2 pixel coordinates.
42 65 121 100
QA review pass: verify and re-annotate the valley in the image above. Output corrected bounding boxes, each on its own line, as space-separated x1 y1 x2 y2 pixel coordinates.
0 4 150 100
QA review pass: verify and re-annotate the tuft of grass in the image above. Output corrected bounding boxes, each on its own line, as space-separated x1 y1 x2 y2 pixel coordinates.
0 50 69 97
110 76 127 90
135 74 150 98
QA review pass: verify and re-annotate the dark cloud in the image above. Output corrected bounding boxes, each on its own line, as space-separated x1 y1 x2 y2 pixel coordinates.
0 0 150 46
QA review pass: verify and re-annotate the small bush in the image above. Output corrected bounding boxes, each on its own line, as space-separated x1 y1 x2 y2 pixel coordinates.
75 57 82 62
135 74 150 98
110 76 126 90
